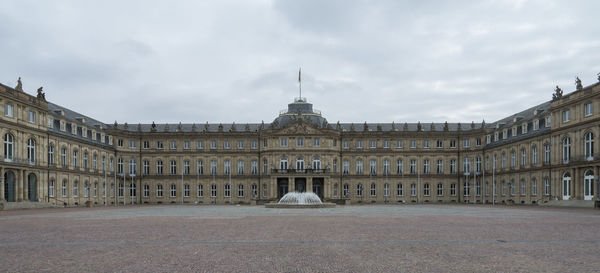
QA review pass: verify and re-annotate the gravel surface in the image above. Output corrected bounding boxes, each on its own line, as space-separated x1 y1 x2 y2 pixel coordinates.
1 204 599 272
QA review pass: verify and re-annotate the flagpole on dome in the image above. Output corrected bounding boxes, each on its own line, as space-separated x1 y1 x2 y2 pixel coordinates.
298 68 302 102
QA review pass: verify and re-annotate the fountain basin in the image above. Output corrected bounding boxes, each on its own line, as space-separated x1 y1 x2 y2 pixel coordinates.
265 192 336 208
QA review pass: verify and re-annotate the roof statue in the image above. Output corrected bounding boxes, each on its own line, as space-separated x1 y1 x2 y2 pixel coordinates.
37 86 46 100
457 122 462 131
205 122 209 131
363 122 368 132
377 124 382 131
471 121 475 129
443 121 449 131
177 122 182 132
391 121 395 131
430 122 435 131
403 122 408 131
230 122 236 132
576 76 583 91
336 121 341 130
151 121 156 132
322 120 328 129
123 122 128 129
245 123 250 132
218 123 223 132
552 85 563 101
15 77 23 91
481 119 486 127
113 120 118 128
417 121 422 131
137 123 142 131
350 123 355 131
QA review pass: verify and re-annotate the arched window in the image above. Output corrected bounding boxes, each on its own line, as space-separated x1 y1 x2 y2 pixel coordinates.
27 138 35 164
562 137 571 163
312 157 321 170
118 182 123 197
49 179 55 197
84 181 89 198
296 157 305 170
62 180 68 197
585 132 594 160
279 157 288 170
4 133 14 161
562 172 571 199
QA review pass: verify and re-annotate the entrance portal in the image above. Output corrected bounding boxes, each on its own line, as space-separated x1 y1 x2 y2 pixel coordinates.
562 172 571 200
312 178 324 199
277 178 289 199
4 171 15 202
295 178 306 193
584 170 594 200
28 173 37 201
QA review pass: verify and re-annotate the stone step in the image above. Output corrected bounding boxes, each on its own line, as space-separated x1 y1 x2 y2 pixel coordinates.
538 200 594 208
0 201 60 210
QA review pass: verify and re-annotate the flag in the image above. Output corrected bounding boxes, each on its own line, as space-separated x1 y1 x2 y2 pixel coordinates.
298 68 301 83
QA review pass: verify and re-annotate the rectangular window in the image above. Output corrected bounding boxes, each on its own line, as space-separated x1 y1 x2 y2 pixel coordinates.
436 140 443 148
544 144 550 164
449 140 456 148
423 140 430 149
585 103 593 116
313 138 320 147
143 141 149 149
197 160 204 175
463 139 470 148
450 160 457 174
370 140 376 149
184 160 190 175
224 160 230 175
410 140 416 148
184 141 190 149
396 160 403 174
356 160 363 175
237 141 244 149
197 141 204 149
5 104 14 117
356 140 363 149
170 141 177 149
343 160 349 174
118 139 124 147
157 161 163 175
437 160 443 174
170 160 177 175
423 160 430 174
533 120 540 130
129 140 136 148
143 161 150 175
280 138 288 147
28 110 36 123
522 123 528 134
410 160 416 174
237 160 244 175
383 140 389 148
47 117 53 128
343 141 349 149
251 160 258 175
157 184 163 197
251 141 258 149
297 138 304 147
396 140 403 149
211 140 217 149
369 160 376 174
157 141 163 149
562 110 570 122
224 141 231 149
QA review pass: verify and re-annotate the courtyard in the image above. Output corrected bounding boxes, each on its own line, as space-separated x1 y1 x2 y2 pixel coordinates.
1 204 599 272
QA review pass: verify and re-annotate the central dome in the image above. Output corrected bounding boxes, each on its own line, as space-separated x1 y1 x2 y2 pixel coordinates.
271 97 329 129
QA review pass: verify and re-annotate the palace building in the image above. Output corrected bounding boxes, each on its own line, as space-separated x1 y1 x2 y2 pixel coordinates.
1 75 599 206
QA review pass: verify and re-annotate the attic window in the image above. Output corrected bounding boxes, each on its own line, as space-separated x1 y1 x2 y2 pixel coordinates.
54 110 65 116
76 117 86 123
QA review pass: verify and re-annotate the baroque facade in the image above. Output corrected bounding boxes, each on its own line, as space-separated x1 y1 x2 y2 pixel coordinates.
1 76 599 206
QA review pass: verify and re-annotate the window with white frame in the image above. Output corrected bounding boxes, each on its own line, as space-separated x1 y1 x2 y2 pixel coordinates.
410 140 416 148
280 138 288 147
297 138 304 147
184 184 190 197
383 183 390 196
370 183 376 196
197 141 204 149
343 160 349 174
369 140 376 149
237 140 244 149
383 140 389 148
184 141 190 149
237 160 244 175
544 178 550 195
313 138 320 147
562 110 570 122
197 184 203 197
224 160 231 175
437 159 443 174
437 183 443 196
531 179 537 196
5 103 14 117
410 184 416 196
396 183 403 196
585 102 593 116
251 160 258 175
562 137 571 163
396 140 403 148
424 140 430 149
532 146 538 166
396 160 403 174
211 184 217 197
210 160 217 175
143 184 149 197
356 160 363 174
423 183 430 196
410 160 416 174
585 132 594 160
423 159 430 174
170 184 177 197
28 110 36 123
356 140 363 149
224 184 231 197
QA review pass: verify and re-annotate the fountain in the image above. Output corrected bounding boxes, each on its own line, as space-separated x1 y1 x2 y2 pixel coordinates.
265 192 336 208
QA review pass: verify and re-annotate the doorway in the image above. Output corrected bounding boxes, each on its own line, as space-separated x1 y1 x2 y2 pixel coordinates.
277 178 289 199
295 178 306 192
4 171 15 202
312 178 324 199
562 172 571 200
584 170 594 200
28 173 37 201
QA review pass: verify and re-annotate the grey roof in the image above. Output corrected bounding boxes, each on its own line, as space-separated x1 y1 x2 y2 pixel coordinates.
338 122 483 132
114 123 264 133
489 101 550 129
48 102 107 130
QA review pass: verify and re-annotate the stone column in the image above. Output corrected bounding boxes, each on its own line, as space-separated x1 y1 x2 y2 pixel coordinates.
596 166 599 200
0 166 4 201
289 177 295 192
324 178 329 199
15 169 22 201
23 170 28 201
307 177 313 193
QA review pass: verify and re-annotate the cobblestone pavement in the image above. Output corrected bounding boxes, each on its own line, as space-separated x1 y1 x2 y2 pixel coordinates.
1 205 599 272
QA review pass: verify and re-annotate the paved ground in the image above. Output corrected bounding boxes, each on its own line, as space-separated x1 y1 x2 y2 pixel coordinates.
1 204 599 272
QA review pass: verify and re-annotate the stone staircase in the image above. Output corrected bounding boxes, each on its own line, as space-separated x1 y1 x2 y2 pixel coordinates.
538 200 595 208
0 201 59 210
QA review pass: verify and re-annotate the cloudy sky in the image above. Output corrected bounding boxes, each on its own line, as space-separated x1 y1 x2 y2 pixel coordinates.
1 0 599 125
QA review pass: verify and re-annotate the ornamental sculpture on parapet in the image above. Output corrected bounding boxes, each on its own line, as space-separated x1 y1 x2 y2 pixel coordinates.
36 87 46 101
575 76 583 91
552 85 563 101
15 77 23 91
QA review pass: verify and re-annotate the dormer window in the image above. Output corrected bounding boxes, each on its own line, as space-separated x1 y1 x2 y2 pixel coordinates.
533 120 539 130
512 127 517 137
522 123 528 134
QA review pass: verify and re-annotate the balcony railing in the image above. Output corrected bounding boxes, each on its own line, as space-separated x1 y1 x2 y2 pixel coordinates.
271 168 329 174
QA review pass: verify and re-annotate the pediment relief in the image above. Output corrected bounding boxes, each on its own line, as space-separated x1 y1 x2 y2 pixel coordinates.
275 121 323 135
